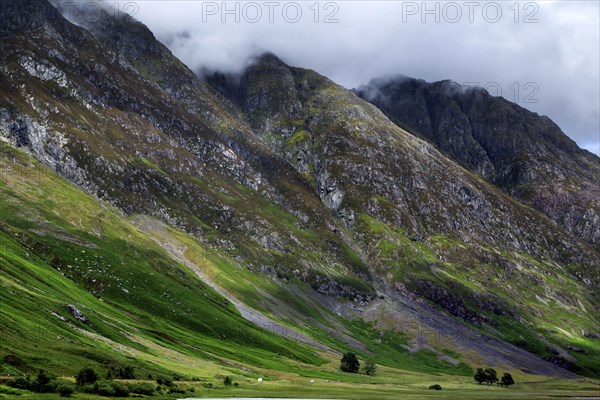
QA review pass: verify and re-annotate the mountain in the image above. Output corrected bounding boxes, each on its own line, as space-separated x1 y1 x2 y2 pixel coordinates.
354 77 600 249
1 0 599 391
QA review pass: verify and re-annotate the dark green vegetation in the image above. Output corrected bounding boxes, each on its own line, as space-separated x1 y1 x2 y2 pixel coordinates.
363 360 377 376
340 353 360 373
501 373 515 388
474 368 516 388
474 368 499 385
5 367 194 397
0 0 599 398
75 368 98 387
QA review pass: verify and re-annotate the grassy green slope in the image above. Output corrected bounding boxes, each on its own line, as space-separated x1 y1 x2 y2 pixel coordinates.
0 143 324 378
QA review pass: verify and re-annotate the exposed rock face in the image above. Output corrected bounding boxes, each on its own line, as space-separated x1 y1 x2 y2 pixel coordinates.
207 55 599 376
354 77 600 249
212 55 598 270
67 304 87 323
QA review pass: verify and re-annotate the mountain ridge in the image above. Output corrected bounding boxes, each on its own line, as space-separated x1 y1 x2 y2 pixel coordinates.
354 75 600 249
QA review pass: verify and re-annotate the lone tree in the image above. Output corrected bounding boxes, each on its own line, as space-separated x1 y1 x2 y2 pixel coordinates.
76 367 98 386
340 352 360 373
500 372 515 387
474 367 499 385
484 368 498 385
474 368 486 384
363 360 377 376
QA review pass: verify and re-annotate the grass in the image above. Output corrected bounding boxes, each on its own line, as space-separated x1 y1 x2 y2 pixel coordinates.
0 145 325 379
1 371 599 399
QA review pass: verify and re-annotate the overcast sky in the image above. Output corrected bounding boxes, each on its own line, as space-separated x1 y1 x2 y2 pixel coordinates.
106 0 599 154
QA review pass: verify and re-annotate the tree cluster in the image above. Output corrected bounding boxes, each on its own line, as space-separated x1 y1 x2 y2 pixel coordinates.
7 369 75 397
474 368 514 387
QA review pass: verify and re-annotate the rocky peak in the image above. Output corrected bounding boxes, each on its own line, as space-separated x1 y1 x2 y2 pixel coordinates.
0 0 79 37
355 75 600 248
235 52 302 131
66 4 168 64
252 51 287 67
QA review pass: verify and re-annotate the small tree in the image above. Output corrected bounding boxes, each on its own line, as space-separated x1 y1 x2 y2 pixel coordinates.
474 367 486 384
363 360 377 376
36 369 52 386
76 367 98 386
35 369 56 392
484 368 498 385
57 384 75 397
120 366 135 379
340 352 360 373
500 372 515 387
223 376 233 386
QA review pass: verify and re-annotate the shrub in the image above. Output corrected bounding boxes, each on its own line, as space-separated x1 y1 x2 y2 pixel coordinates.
81 383 97 394
76 367 98 386
7 376 32 390
128 382 155 395
106 365 135 379
39 380 58 393
363 360 377 376
36 370 52 387
429 384 442 390
168 385 186 394
79 381 131 397
57 384 75 397
119 366 135 379
111 381 130 397
157 376 173 386
340 352 360 373
223 376 233 386
0 384 28 396
95 382 116 397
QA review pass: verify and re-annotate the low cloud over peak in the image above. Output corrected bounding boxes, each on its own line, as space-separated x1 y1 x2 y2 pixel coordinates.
87 1 599 154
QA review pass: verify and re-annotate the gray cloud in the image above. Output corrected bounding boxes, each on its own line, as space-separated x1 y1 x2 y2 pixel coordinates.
112 1 599 154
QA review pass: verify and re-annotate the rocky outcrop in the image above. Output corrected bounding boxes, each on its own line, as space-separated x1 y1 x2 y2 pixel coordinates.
67 304 88 323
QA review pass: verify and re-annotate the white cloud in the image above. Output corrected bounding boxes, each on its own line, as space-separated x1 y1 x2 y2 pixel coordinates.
112 0 599 154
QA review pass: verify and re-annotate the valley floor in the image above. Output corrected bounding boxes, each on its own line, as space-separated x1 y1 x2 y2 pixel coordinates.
2 370 599 400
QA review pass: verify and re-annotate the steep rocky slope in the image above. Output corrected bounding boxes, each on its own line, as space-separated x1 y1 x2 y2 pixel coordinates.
1 0 599 379
208 54 600 376
354 77 600 249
